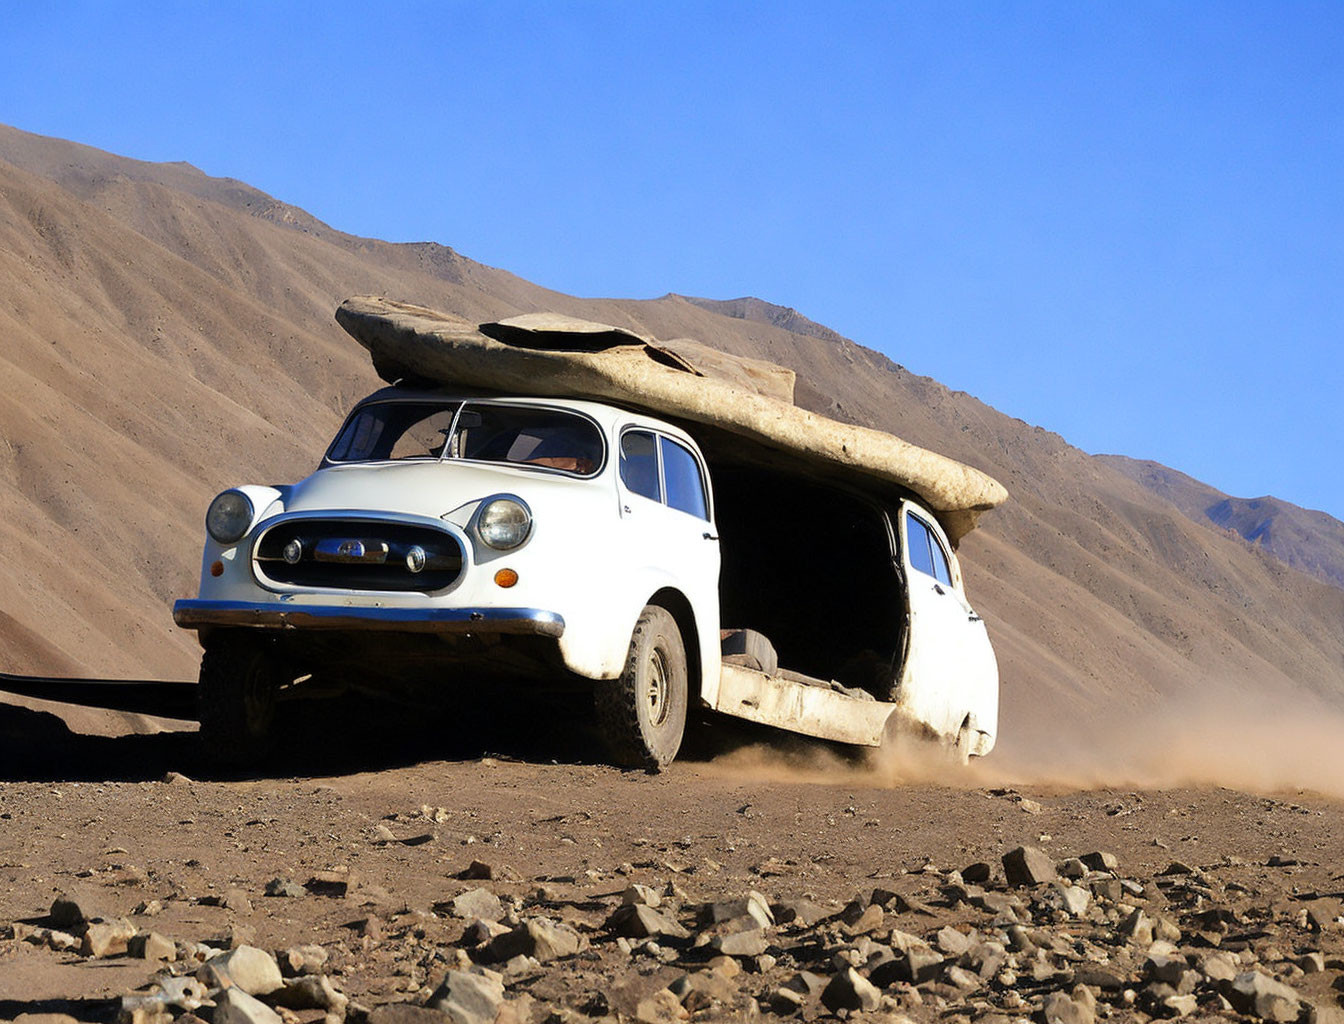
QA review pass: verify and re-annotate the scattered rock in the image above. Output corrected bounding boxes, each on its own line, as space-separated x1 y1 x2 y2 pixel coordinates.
935 925 972 956
606 903 690 940
482 918 584 963
1298 951 1326 974
961 862 993 884
1042 989 1095 1024
842 902 884 935
448 887 503 922
632 987 686 1024
1119 907 1155 945
1057 856 1087 878
273 974 348 1013
127 931 175 961
1081 851 1119 872
870 945 944 986
708 929 767 957
212 988 283 1024
1198 951 1240 983
461 918 511 947
82 917 136 957
1054 882 1090 916
460 860 495 880
198 945 284 996
821 967 881 1012
1306 902 1337 933
277 944 329 976
424 969 505 1024
1002 846 1057 887
773 898 834 927
49 893 91 931
706 891 774 930
264 878 306 899
1226 970 1302 1022
1159 861 1196 876
623 883 662 908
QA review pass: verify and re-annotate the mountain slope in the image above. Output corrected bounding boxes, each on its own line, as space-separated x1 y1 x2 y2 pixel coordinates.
1101 455 1344 592
2 123 1342 755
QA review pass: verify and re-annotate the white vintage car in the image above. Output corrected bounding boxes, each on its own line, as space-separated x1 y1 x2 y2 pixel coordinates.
174 385 1000 769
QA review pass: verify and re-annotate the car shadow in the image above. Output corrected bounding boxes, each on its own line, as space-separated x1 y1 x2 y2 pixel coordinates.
0 680 782 782
0 998 119 1024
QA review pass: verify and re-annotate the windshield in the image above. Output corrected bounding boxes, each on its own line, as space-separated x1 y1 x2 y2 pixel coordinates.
326 400 604 476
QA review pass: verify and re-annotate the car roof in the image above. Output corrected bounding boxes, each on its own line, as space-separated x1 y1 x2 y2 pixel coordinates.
349 386 700 445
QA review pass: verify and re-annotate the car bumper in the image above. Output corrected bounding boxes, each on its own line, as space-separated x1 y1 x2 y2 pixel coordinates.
172 599 565 638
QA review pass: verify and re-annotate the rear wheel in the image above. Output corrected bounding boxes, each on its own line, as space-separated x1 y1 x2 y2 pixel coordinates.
197 635 285 767
595 605 688 770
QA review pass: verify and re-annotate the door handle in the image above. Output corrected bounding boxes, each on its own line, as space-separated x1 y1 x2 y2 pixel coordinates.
933 583 946 596
703 532 719 541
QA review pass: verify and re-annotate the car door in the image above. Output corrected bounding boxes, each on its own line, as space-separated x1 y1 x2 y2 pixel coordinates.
896 500 998 746
615 428 721 666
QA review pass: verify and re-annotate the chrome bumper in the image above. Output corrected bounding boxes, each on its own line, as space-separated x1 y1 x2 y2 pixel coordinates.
172 599 565 638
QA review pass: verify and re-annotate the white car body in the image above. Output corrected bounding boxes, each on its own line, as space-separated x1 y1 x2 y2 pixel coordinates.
176 388 998 767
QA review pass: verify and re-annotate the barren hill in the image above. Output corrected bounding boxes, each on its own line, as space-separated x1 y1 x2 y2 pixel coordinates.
1102 454 1344 593
2 122 1343 757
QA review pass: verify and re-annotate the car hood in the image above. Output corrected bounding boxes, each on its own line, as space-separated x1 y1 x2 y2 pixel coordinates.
276 461 602 522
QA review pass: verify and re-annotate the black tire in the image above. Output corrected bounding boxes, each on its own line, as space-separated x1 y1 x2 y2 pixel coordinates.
596 605 688 770
197 635 285 767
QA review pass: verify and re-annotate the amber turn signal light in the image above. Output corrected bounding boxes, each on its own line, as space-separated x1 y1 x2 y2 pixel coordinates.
494 568 518 588
210 561 225 577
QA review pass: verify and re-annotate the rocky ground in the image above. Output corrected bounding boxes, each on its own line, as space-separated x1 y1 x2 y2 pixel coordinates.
2 699 1344 1024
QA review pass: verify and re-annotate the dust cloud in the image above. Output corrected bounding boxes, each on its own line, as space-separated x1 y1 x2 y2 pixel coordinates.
705 689 1344 798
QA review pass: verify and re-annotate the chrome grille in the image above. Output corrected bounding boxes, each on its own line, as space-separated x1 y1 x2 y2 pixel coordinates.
254 519 464 592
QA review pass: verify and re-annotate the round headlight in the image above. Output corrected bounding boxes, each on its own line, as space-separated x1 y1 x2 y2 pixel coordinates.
205 490 254 545
478 497 532 550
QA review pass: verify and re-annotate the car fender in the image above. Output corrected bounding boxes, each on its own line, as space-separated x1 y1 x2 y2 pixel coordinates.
555 565 720 703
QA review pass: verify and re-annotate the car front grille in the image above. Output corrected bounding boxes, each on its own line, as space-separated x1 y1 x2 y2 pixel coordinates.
254 518 465 592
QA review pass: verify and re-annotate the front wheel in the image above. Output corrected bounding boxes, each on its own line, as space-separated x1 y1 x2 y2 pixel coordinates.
197 635 285 767
595 605 688 770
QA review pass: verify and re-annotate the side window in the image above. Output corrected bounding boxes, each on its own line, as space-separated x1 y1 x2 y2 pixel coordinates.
906 511 953 585
905 513 936 577
660 436 709 520
929 535 953 586
620 430 661 502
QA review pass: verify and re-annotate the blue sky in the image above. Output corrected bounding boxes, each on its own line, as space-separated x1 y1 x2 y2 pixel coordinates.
7 2 1343 518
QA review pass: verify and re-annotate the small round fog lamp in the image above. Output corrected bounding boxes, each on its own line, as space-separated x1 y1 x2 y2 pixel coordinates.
282 539 303 564
405 545 428 573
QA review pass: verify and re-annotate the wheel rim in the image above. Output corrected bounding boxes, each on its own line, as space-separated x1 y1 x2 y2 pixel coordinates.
646 645 670 728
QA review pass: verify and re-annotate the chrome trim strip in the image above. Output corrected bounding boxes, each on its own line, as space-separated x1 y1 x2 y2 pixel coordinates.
172 600 564 637
255 508 467 530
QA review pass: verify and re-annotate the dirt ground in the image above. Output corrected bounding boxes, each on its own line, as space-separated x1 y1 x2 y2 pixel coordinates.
3 694 1344 1022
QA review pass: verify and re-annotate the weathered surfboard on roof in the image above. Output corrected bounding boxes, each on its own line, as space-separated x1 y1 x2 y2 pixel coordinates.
335 295 1008 542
